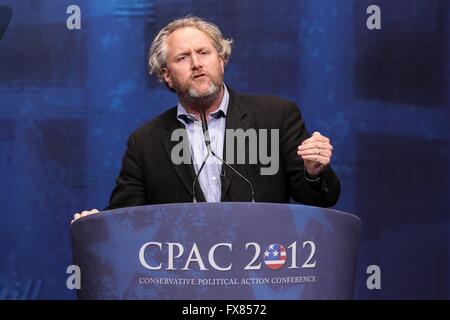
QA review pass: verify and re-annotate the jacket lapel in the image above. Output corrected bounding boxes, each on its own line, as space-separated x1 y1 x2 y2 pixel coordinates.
162 109 206 202
221 89 250 200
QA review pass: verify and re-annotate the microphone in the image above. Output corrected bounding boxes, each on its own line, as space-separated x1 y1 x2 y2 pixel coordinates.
191 127 211 203
192 110 255 203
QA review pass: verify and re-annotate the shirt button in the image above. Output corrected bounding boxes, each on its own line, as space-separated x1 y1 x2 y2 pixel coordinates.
212 176 217 181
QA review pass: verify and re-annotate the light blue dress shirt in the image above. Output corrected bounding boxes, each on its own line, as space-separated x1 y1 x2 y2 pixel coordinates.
176 85 229 202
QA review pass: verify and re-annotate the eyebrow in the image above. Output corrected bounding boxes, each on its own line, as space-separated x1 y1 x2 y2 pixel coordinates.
175 51 189 57
174 47 211 58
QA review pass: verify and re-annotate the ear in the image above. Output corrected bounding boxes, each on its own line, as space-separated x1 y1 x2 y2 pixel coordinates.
219 56 224 74
161 68 173 89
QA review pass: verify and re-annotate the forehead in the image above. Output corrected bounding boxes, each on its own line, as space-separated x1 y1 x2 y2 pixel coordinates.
166 27 215 54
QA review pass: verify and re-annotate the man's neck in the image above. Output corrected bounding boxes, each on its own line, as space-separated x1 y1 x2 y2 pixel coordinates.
179 85 224 119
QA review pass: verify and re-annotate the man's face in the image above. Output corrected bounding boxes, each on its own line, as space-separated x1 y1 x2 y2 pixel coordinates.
162 27 224 99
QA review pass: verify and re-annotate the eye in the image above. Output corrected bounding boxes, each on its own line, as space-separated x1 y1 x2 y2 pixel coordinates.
177 56 187 62
200 50 209 55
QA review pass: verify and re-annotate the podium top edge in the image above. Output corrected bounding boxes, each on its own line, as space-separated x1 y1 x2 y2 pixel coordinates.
72 202 360 225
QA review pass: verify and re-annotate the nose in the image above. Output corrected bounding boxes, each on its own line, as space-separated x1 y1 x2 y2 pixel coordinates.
191 52 202 70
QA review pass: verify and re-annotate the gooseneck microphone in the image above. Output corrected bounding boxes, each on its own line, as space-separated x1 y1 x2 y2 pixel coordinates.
192 110 255 203
191 122 211 203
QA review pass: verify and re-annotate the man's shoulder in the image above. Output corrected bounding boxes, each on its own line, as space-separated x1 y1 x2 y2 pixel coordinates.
230 89 299 114
130 106 177 139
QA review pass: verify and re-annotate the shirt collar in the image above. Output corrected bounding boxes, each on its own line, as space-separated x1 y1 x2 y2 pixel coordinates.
177 84 229 125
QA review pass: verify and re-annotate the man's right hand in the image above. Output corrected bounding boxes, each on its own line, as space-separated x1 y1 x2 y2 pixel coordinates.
71 209 99 224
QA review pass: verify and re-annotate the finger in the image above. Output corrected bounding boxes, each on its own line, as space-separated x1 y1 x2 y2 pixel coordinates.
298 141 331 151
73 213 81 220
301 156 330 167
81 209 100 217
299 141 318 150
311 133 330 143
297 151 332 160
301 135 329 146
80 211 94 217
298 148 319 156
301 133 322 145
312 135 329 143
71 219 74 224
298 142 320 150
297 149 332 157
300 154 331 165
312 132 331 143
301 136 317 145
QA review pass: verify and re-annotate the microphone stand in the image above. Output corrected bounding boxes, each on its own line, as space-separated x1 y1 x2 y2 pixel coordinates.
193 111 255 203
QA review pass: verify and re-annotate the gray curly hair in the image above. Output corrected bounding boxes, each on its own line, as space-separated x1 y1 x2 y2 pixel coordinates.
148 16 233 82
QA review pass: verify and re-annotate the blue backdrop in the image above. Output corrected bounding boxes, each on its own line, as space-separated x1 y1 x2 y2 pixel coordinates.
0 0 448 299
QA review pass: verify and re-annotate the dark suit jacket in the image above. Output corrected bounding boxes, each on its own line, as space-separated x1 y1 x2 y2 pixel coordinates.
106 88 340 210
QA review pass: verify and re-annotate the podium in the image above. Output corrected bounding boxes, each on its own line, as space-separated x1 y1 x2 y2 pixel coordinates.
71 202 361 299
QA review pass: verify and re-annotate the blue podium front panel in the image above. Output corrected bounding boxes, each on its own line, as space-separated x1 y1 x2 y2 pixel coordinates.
71 203 361 299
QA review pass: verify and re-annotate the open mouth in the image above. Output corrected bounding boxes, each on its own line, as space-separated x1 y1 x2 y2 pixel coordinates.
193 74 206 79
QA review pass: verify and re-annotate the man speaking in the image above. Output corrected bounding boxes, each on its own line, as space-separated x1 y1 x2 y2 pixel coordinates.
72 16 340 223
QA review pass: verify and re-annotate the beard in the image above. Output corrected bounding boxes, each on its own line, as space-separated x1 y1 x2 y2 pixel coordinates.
170 69 223 109
187 81 219 99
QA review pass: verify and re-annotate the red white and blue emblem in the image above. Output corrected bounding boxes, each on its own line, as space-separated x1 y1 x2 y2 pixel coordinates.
263 243 286 270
